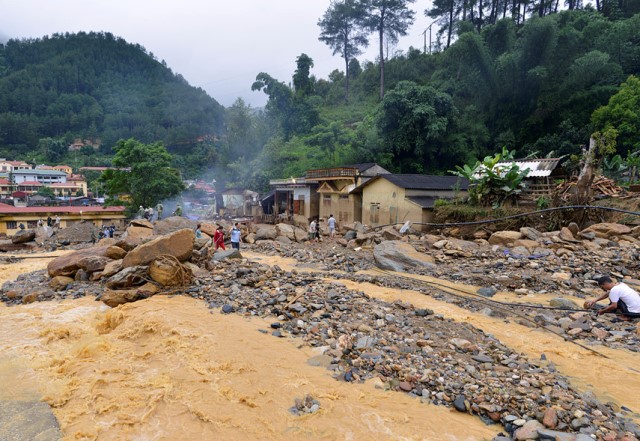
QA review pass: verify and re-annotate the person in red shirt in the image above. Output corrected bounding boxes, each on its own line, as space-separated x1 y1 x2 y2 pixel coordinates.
213 226 226 250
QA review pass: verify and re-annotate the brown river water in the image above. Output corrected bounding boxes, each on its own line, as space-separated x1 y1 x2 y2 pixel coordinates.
0 252 499 441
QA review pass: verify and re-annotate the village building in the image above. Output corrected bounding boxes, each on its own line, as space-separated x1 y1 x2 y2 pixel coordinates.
0 203 127 235
0 159 31 172
53 164 73 175
352 174 468 231
264 177 320 225
10 169 67 185
306 163 390 224
500 158 565 198
0 178 16 198
220 188 261 217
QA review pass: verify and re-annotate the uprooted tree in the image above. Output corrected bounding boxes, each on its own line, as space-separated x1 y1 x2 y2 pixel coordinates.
574 128 617 204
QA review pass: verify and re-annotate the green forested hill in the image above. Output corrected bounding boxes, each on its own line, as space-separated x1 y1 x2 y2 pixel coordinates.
0 32 224 160
238 9 640 191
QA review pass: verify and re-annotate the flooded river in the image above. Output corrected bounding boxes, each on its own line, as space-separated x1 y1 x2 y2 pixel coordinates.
0 253 499 441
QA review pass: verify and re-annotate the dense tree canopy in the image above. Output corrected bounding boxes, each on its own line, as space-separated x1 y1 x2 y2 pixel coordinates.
101 138 185 208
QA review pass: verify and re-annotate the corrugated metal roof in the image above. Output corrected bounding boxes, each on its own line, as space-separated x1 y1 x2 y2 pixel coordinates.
495 158 562 177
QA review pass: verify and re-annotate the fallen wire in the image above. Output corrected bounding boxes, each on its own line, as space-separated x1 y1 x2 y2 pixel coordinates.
366 267 611 359
371 204 640 229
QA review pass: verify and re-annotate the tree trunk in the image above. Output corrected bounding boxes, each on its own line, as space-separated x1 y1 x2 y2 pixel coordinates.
575 137 597 205
448 0 454 48
344 53 350 103
479 0 484 29
379 26 385 100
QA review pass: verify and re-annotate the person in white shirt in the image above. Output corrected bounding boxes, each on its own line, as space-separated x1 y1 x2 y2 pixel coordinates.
327 214 337 239
584 276 640 321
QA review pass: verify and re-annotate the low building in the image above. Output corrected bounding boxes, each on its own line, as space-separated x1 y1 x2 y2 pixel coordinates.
53 165 73 175
266 177 319 225
11 169 67 185
0 203 127 235
0 178 15 197
306 163 390 224
352 174 468 231
0 159 31 172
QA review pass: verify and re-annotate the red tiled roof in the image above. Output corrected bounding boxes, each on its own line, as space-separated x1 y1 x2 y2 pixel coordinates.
49 183 79 187
0 203 126 214
0 178 11 185
17 181 42 186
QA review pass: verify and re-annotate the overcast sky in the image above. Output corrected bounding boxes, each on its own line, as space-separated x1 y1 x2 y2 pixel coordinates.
0 0 434 108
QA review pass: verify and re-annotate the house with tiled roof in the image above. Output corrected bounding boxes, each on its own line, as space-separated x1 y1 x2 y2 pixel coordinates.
351 174 468 231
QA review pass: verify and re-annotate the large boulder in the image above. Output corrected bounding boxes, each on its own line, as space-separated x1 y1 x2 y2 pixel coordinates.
123 225 154 241
148 255 192 287
130 219 154 229
200 222 219 238
55 220 97 244
12 229 36 244
35 226 54 245
212 249 243 261
105 266 148 289
101 259 123 278
152 216 197 236
106 246 127 260
276 223 296 241
374 241 435 272
122 228 195 268
77 255 112 273
47 246 110 277
582 222 631 238
488 231 523 246
381 227 402 241
0 239 35 252
294 227 308 242
255 226 277 241
99 283 159 307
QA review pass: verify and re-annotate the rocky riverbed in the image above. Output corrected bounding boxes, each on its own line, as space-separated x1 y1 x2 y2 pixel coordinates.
1 217 640 440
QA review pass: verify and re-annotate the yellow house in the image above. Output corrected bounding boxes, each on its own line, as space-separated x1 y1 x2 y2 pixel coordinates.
53 165 73 175
0 203 127 235
352 174 468 231
306 163 390 224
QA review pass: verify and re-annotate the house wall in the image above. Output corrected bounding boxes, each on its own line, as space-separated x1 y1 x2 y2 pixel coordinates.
0 212 126 235
319 193 357 224
362 179 423 228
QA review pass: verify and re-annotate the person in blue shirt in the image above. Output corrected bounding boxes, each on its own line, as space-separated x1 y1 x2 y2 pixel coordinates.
195 224 202 238
230 223 241 250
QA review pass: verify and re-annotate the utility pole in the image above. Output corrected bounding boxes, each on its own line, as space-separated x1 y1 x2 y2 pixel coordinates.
422 20 438 54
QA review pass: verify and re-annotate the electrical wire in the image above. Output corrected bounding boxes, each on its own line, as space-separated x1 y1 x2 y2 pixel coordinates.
371 204 640 229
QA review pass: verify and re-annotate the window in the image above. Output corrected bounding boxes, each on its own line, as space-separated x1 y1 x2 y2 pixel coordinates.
323 194 331 207
370 203 380 224
27 220 38 228
6 221 17 229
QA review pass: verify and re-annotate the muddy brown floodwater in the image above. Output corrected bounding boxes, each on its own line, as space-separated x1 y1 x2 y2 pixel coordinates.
0 253 499 440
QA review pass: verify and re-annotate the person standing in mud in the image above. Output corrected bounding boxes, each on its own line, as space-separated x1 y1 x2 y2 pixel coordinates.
327 214 337 239
314 218 321 242
54 215 61 228
308 218 316 242
230 222 241 250
213 226 226 250
156 202 163 220
584 276 640 320
195 224 202 238
46 216 52 227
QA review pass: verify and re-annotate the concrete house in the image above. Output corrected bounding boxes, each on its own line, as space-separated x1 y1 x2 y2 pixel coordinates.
266 177 319 225
353 174 468 231
306 163 390 224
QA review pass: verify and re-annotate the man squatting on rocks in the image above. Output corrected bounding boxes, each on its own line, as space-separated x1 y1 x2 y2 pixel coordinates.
584 276 640 321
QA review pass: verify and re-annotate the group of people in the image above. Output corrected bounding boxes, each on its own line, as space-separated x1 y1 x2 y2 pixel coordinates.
35 216 61 229
195 222 242 251
308 214 338 242
98 225 116 240
136 203 168 221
